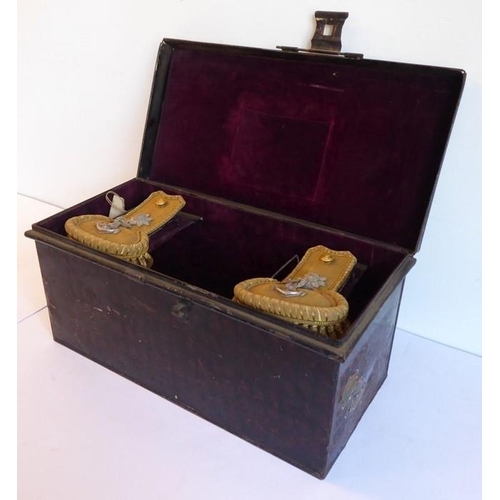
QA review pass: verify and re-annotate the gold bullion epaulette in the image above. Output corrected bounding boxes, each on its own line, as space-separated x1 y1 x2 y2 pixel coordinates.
234 245 357 338
65 191 185 267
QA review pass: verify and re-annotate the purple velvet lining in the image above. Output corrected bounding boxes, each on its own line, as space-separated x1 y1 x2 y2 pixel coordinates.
36 178 407 325
229 108 332 200
148 45 463 251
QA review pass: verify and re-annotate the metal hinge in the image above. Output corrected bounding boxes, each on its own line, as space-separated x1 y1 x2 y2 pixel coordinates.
277 11 363 60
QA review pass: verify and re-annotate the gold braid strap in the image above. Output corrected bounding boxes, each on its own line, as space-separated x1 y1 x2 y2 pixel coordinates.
65 191 185 268
233 246 357 338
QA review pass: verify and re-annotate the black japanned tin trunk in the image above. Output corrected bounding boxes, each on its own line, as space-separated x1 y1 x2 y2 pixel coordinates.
28 226 410 478
26 32 464 479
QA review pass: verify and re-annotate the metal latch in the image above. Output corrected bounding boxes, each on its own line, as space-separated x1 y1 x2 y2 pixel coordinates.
277 11 363 60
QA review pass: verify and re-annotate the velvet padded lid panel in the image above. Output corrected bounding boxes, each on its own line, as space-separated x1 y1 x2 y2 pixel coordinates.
139 40 465 252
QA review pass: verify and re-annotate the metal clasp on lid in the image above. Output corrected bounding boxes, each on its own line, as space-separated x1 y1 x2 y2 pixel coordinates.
277 11 363 60
311 11 348 54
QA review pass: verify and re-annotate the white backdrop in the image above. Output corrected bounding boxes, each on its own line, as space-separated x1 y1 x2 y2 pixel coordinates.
18 0 481 355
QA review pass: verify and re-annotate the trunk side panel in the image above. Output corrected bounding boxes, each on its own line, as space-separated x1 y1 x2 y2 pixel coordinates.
326 281 405 473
